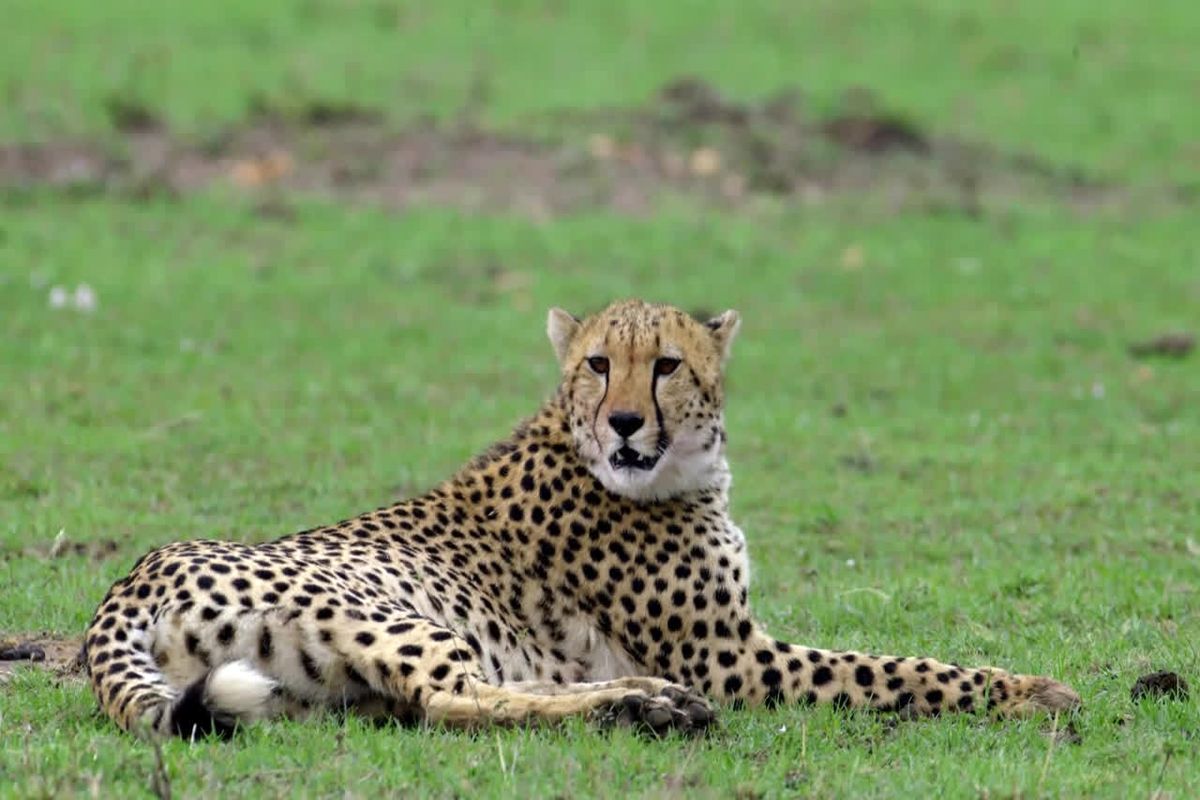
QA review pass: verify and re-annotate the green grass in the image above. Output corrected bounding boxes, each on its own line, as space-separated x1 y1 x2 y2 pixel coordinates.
2 1 1199 797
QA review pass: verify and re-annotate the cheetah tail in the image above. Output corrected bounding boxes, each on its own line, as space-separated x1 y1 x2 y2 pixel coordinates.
171 661 278 741
85 599 278 740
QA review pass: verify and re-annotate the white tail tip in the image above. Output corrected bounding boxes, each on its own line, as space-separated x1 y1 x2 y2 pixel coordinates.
205 660 276 721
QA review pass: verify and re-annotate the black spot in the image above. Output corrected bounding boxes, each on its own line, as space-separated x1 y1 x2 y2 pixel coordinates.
259 629 273 659
196 576 214 590
755 650 774 664
831 692 852 710
355 632 376 647
430 664 451 681
855 665 874 687
399 644 423 657
762 668 783 687
717 651 737 668
299 650 322 682
344 664 368 686
217 624 235 646
926 689 944 705
813 666 833 686
886 676 904 691
724 675 743 695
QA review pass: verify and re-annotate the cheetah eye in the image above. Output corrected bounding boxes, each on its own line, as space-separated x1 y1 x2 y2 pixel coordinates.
654 357 681 376
587 356 609 375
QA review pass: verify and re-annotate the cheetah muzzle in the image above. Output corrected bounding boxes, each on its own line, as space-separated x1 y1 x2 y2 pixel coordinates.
610 445 659 471
82 299 1080 740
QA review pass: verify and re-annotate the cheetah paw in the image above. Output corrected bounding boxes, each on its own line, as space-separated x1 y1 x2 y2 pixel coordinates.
657 684 717 731
593 686 716 736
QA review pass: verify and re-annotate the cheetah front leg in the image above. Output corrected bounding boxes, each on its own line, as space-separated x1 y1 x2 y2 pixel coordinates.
505 676 675 696
329 610 711 734
698 622 1079 718
503 677 716 730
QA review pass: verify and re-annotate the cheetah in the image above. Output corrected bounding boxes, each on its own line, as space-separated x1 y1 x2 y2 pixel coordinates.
84 299 1080 739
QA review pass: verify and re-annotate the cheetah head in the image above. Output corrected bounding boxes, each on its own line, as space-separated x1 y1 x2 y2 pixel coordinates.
547 299 740 502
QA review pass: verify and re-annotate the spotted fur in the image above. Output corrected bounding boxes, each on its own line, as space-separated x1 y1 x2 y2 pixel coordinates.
83 299 1079 739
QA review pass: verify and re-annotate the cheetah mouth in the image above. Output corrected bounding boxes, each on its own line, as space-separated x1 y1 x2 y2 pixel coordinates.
610 447 659 471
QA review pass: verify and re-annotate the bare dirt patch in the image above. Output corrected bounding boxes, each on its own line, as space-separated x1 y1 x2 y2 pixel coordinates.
0 633 83 684
0 79 1190 217
1 531 122 563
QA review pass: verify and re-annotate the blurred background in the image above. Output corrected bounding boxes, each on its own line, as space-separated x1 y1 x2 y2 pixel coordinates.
3 1 1197 205
1 2 1198 796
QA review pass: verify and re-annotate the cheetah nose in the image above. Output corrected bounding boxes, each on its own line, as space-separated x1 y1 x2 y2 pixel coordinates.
608 411 644 438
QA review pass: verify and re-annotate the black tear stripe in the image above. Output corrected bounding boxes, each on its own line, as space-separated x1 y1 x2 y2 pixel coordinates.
651 373 670 454
590 362 609 449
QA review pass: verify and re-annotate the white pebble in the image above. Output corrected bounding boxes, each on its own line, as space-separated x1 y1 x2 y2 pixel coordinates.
73 284 97 312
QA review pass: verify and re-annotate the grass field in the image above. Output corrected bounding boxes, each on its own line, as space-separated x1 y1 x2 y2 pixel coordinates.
2 1 1198 797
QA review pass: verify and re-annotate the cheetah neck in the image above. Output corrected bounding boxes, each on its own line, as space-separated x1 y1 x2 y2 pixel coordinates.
446 392 731 508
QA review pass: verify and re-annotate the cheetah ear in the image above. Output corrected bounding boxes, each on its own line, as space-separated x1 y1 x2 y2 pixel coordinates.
705 310 741 363
546 307 581 365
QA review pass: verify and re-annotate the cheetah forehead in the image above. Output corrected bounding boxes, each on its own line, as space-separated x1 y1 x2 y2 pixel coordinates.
564 300 737 368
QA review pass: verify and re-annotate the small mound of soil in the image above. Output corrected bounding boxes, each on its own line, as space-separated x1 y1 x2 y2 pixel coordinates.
0 77 1189 218
1129 333 1195 359
1130 671 1189 701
